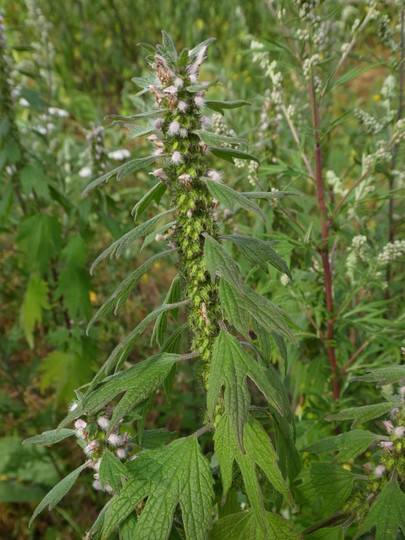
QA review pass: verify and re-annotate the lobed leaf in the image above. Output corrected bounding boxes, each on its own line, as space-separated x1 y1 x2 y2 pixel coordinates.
204 234 243 293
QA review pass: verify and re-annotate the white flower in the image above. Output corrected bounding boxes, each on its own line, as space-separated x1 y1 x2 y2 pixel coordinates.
149 168 167 181
69 401 79 412
179 128 188 138
36 126 48 135
171 151 183 164
374 464 385 477
189 74 198 84
19 97 30 107
48 106 69 118
179 173 192 183
207 170 222 182
97 416 110 431
200 116 211 128
186 210 193 218
107 433 123 447
194 95 205 109
178 100 188 113
79 166 92 178
92 479 102 491
75 419 87 430
84 440 99 457
108 149 130 160
174 77 184 88
92 459 101 472
394 426 405 438
280 274 290 286
168 121 180 135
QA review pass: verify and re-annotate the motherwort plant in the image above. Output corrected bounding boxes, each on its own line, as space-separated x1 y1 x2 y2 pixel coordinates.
25 33 300 539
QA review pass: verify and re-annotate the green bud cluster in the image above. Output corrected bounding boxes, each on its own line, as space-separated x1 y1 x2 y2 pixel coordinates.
146 40 224 379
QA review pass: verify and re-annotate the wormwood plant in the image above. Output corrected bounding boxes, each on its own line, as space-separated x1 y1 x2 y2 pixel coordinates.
25 33 301 539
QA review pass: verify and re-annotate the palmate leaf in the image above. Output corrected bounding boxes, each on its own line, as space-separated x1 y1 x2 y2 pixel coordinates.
131 181 167 221
90 208 174 275
20 276 50 348
87 248 176 333
223 234 291 278
82 155 157 196
204 234 243 293
214 415 294 538
205 179 266 221
354 480 405 540
209 509 302 540
29 461 90 526
304 429 386 463
101 436 214 540
207 331 284 450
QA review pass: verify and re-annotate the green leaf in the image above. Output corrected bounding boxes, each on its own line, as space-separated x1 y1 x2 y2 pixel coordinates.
351 366 405 387
151 275 182 346
204 234 243 292
82 155 157 196
106 110 162 121
90 209 173 275
209 146 260 165
83 352 181 418
20 277 50 348
194 130 247 148
188 37 216 61
99 449 128 494
214 415 293 536
20 163 50 200
208 332 284 450
355 480 405 540
204 100 250 114
209 509 302 540
131 181 167 221
239 283 296 343
242 191 298 200
219 279 249 338
87 249 176 332
23 429 76 447
103 437 214 540
304 429 386 462
29 461 89 526
17 214 62 276
326 402 395 428
125 123 155 139
56 233 91 319
186 78 221 93
224 234 291 278
205 178 265 221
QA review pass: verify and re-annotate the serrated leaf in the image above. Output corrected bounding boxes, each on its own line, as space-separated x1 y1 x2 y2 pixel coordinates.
351 366 405 387
304 429 385 462
204 234 243 292
326 402 395 428
82 155 157 196
20 163 50 200
209 509 302 540
29 461 89 526
224 234 291 278
99 449 128 493
214 415 293 536
204 99 250 114
83 352 182 418
208 332 284 451
205 179 265 222
242 191 298 200
87 249 176 332
103 437 214 540
219 279 249 338
20 276 50 348
90 209 173 275
131 181 167 221
23 429 76 447
355 480 405 540
209 146 260 165
106 110 162 122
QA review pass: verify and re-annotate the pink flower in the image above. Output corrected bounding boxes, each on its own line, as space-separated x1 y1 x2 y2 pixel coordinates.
394 426 405 438
380 440 394 450
374 464 385 477
107 433 123 447
194 95 205 109
164 85 178 95
200 116 211 128
97 416 109 431
383 420 393 434
117 448 127 459
178 100 188 113
179 173 191 183
168 121 180 135
92 479 102 491
207 170 222 182
75 419 87 430
150 168 167 181
154 118 164 130
84 440 99 457
174 77 184 88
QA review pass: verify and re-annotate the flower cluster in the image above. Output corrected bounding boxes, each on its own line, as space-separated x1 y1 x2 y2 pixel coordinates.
376 240 405 267
70 403 134 493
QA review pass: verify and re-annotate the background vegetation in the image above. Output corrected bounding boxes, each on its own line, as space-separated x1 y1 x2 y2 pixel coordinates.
1 0 404 538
